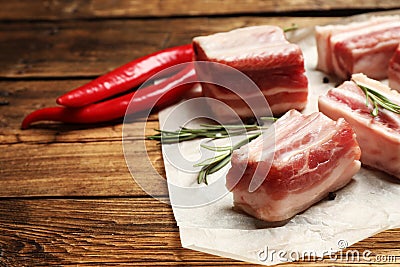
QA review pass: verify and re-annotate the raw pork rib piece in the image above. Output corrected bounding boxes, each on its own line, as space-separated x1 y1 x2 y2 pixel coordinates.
319 73 400 178
226 110 361 222
193 26 308 119
389 44 400 91
316 16 400 80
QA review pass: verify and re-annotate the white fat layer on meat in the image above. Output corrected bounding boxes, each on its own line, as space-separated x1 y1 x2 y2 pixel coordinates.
350 34 400 53
330 20 400 44
263 86 308 96
352 73 400 105
193 25 305 67
206 86 308 100
207 44 299 63
314 30 330 72
193 25 288 60
333 82 367 103
315 15 398 33
269 101 307 115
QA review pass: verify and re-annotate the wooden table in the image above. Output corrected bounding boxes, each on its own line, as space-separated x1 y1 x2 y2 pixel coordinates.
1 1 400 266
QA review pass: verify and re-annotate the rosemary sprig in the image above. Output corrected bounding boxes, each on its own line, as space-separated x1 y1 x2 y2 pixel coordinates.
355 82 400 117
283 23 299 32
147 118 276 184
195 133 261 185
147 119 272 144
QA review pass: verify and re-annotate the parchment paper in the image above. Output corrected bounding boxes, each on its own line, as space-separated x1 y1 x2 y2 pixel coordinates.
158 12 400 265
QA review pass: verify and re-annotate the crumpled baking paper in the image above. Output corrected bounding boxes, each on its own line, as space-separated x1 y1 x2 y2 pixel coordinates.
158 12 400 265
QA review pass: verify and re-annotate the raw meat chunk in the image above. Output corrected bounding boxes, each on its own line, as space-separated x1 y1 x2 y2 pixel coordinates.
319 73 400 178
226 110 361 222
193 26 308 120
316 16 400 80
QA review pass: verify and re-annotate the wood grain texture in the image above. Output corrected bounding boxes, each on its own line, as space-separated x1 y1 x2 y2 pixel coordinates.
0 198 399 266
0 0 398 20
0 79 160 144
0 17 337 78
0 139 168 197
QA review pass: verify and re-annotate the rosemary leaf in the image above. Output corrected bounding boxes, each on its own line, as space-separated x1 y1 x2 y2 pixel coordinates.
197 168 207 185
283 23 299 32
200 143 232 152
207 154 232 175
260 116 278 122
195 132 262 184
355 82 400 117
193 152 230 167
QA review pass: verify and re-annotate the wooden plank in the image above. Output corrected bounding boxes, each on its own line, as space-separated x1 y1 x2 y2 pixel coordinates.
0 79 161 144
0 17 337 78
0 198 399 266
0 0 398 20
0 20 169 78
0 139 166 197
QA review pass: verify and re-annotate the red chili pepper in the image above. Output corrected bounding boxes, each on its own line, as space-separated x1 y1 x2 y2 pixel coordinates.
56 44 193 108
21 65 196 129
